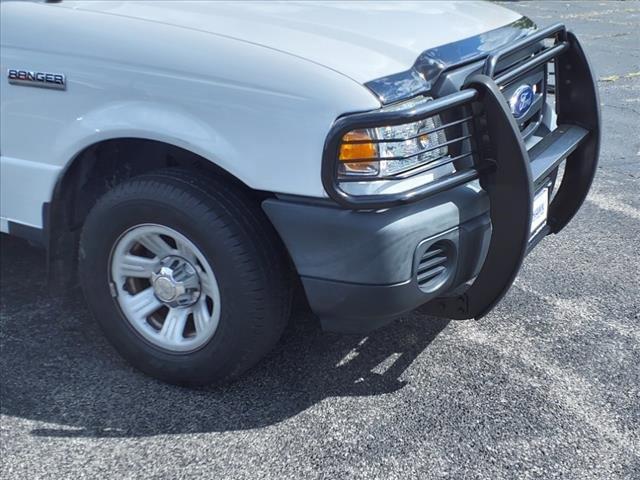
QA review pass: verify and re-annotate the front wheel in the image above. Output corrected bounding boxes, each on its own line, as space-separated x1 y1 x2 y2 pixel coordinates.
79 169 292 386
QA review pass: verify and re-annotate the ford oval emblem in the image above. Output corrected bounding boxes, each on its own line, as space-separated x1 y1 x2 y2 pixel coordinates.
509 84 534 119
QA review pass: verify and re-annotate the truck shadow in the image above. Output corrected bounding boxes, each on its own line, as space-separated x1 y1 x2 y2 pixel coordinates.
0 234 448 438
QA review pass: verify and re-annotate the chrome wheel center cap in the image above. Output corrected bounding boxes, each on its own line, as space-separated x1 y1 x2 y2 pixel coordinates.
151 256 201 308
153 276 177 302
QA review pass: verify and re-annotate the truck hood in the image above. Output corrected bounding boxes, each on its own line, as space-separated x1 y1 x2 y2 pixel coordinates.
63 1 524 84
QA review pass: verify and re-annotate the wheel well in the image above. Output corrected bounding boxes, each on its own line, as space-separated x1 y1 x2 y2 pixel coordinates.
47 138 264 290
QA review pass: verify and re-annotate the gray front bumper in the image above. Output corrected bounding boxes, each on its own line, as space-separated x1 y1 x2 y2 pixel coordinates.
262 182 491 333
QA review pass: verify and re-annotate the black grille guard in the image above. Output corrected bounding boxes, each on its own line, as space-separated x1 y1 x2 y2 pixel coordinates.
321 24 600 320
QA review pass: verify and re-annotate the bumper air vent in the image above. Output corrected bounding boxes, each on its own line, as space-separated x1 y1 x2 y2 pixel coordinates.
416 241 453 292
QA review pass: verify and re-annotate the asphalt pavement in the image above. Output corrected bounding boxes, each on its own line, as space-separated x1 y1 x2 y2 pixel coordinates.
1 2 639 479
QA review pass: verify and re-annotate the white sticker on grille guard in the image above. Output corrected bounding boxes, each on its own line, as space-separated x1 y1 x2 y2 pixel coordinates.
531 187 549 236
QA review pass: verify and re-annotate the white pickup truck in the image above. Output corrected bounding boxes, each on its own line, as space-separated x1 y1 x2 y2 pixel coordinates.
0 1 599 385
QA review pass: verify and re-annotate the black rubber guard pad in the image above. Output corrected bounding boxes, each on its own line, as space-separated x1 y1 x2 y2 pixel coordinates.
422 74 533 320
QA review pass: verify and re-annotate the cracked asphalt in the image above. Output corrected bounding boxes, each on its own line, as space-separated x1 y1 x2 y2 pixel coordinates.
1 2 639 479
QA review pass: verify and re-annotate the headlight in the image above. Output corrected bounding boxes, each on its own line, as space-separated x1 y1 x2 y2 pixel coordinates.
323 88 478 209
338 96 449 179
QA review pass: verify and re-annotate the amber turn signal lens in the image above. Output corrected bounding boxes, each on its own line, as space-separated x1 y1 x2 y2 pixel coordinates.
339 130 377 161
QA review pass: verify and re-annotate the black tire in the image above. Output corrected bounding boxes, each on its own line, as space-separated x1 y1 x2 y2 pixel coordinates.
79 168 292 386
